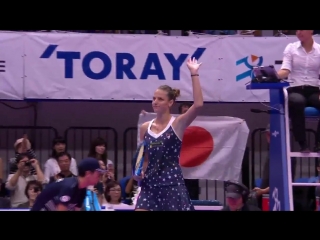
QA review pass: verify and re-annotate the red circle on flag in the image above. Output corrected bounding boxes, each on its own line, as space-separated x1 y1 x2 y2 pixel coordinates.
179 126 214 168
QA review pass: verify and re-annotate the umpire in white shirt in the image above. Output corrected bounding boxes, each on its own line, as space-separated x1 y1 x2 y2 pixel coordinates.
277 30 320 152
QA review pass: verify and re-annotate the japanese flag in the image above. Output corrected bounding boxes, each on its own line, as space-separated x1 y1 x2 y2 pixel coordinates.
137 113 249 181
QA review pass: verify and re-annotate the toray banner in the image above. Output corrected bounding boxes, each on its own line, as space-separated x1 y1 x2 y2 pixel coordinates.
1 32 319 102
0 32 25 100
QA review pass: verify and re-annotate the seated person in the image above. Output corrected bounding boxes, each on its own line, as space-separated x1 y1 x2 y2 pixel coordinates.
101 181 127 209
6 154 44 208
99 160 115 184
10 135 37 176
88 137 114 169
49 152 76 184
17 180 43 209
44 137 78 183
0 158 10 208
277 30 320 152
125 176 138 205
221 181 261 211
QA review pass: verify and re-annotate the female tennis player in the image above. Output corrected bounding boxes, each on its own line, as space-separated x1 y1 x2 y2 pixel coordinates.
135 58 203 211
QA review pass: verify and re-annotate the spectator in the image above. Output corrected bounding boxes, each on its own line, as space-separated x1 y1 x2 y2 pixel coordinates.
98 160 114 184
102 181 127 209
0 158 10 208
17 180 43 209
125 177 138 205
9 135 37 176
48 152 77 184
221 181 261 211
87 137 115 201
92 160 107 205
44 137 77 183
6 154 44 208
88 137 114 169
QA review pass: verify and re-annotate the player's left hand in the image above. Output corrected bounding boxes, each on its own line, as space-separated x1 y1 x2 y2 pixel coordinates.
30 158 39 167
186 57 202 74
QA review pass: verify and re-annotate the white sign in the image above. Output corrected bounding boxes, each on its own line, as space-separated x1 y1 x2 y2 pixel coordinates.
1 32 319 102
23 33 220 101
0 32 25 100
138 113 249 180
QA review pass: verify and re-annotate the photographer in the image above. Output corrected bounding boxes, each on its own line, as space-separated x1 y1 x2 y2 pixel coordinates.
17 180 43 209
5 154 44 208
10 135 37 176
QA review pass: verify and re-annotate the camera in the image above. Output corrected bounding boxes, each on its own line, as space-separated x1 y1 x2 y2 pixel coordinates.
25 161 31 166
95 182 104 195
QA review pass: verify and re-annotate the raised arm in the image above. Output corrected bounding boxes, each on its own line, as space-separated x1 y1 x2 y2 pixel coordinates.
277 43 292 79
173 58 203 138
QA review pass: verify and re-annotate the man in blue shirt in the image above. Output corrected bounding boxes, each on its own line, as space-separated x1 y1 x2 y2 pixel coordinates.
31 157 106 211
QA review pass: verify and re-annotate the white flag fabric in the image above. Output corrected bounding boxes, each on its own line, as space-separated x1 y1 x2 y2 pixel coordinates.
137 113 249 181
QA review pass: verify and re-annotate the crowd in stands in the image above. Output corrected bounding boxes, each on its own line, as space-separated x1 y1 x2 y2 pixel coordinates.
0 134 138 210
3 30 314 36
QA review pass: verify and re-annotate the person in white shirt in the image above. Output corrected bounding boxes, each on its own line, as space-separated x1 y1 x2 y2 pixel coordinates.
101 181 127 209
277 30 320 152
6 154 45 208
44 137 78 183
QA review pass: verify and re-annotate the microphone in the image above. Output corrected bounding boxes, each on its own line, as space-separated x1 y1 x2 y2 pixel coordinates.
250 109 272 114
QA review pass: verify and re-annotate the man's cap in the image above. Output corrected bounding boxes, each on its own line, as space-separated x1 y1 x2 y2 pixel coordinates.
224 181 249 199
225 184 242 199
78 157 107 174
